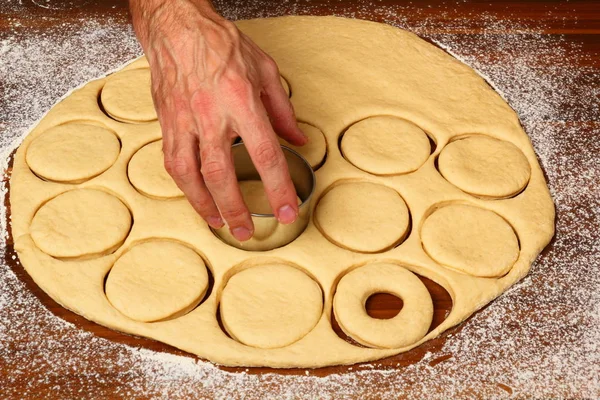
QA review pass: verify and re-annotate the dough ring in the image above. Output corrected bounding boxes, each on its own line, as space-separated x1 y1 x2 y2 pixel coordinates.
421 204 520 278
101 68 157 123
105 240 209 322
30 189 131 259
128 140 184 199
220 264 323 349
438 135 531 198
26 123 120 183
334 263 433 348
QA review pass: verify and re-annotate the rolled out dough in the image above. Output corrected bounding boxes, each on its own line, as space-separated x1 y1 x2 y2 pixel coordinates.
10 16 554 368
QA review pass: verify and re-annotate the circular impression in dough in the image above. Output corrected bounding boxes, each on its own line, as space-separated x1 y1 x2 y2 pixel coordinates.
280 76 291 97
341 116 431 175
26 123 120 183
421 204 519 278
101 68 157 123
105 241 209 322
315 181 410 253
334 263 433 348
437 135 531 198
128 140 184 199
220 264 323 349
278 122 327 169
30 189 131 258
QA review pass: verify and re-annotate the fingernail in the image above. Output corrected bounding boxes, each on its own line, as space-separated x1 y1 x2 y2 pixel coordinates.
208 216 224 229
232 226 253 242
277 204 298 225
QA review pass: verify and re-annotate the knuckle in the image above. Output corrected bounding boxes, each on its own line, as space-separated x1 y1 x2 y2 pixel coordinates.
263 56 279 77
254 141 282 169
201 160 229 183
221 206 248 222
164 156 194 181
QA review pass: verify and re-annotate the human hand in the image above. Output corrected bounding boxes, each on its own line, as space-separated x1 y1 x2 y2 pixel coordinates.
130 0 307 241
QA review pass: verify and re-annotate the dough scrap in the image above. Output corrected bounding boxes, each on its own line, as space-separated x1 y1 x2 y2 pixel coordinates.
279 123 327 169
128 140 183 199
105 241 208 322
341 116 430 175
30 189 131 258
101 68 157 123
438 136 531 198
334 263 433 348
421 204 519 277
315 181 410 253
26 123 120 183
220 264 323 349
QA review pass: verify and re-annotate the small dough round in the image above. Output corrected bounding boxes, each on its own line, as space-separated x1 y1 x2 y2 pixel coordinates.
101 68 157 123
220 264 323 349
280 76 291 97
421 204 519 277
341 116 430 175
105 241 209 322
315 182 410 253
30 189 131 258
128 140 183 199
26 123 120 183
438 136 531 198
279 123 327 169
239 180 301 215
334 263 433 348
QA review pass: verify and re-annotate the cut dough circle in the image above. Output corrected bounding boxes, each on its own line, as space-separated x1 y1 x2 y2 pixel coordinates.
101 68 157 123
315 182 410 253
30 189 131 258
421 204 519 277
279 123 327 169
26 123 120 183
220 264 323 349
105 241 209 322
128 140 183 199
334 263 433 348
341 116 431 175
438 136 531 198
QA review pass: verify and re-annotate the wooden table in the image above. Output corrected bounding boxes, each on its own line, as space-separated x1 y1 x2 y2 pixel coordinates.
1 1 598 398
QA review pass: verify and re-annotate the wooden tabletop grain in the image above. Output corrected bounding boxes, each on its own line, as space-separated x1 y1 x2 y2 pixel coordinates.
1 0 598 398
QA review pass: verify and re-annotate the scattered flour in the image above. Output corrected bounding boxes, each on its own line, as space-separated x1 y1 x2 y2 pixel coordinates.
1 1 598 398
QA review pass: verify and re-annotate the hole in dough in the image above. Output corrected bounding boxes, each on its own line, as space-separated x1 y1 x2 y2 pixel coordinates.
26 123 120 183
333 263 433 349
219 264 323 349
315 181 410 253
437 135 531 198
340 116 431 175
30 189 132 259
278 122 327 170
100 68 157 123
128 140 184 199
365 293 404 319
105 240 209 322
421 203 520 278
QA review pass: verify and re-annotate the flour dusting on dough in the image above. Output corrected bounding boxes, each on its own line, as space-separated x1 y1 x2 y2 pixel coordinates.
0 1 598 398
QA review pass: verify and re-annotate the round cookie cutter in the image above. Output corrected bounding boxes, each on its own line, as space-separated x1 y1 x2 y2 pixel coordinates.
212 143 316 251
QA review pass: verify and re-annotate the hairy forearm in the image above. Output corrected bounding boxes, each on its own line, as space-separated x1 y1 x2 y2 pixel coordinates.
129 0 219 48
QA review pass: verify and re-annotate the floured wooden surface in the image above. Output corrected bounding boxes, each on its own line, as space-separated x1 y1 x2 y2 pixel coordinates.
1 0 598 398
